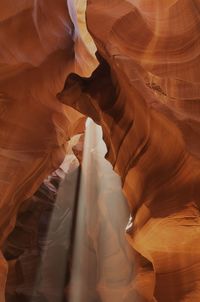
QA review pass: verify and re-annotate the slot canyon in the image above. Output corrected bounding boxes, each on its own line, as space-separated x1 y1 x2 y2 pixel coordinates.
0 0 200 301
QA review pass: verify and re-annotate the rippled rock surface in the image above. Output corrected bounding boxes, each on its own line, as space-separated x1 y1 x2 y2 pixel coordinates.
59 1 200 301
1 0 200 301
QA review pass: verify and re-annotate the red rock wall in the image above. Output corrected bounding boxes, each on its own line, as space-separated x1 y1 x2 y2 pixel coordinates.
0 1 94 300
1 0 200 301
59 1 200 300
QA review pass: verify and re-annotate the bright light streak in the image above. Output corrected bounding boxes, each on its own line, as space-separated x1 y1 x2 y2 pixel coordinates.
26 118 132 302
69 119 132 302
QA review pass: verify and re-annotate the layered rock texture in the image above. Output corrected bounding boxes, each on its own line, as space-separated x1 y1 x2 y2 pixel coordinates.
59 1 200 301
1 0 200 301
0 1 93 300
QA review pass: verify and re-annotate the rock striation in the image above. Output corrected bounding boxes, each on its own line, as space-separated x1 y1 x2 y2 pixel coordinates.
59 1 200 300
1 0 200 301
0 1 94 300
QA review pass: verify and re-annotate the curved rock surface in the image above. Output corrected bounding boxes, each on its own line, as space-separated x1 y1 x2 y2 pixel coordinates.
0 1 95 300
59 1 200 301
1 0 200 301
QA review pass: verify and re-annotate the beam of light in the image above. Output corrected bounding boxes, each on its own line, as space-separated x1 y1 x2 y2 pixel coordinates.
18 118 132 302
32 156 80 302
69 118 133 302
15 152 81 301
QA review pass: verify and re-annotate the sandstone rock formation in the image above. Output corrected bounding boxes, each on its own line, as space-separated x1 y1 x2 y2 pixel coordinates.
4 126 137 302
1 0 200 301
0 1 95 300
59 1 200 301
4 154 80 302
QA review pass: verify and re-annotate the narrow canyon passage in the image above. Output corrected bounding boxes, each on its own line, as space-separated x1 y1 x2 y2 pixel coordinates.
4 120 137 302
69 119 135 302
1 1 200 301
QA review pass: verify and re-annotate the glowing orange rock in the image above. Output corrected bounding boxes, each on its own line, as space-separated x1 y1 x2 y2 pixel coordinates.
0 1 94 300
59 1 200 300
